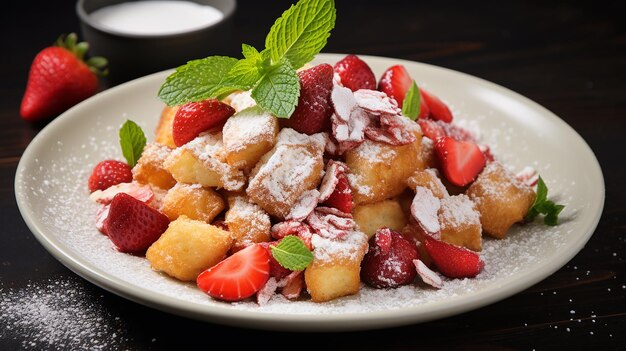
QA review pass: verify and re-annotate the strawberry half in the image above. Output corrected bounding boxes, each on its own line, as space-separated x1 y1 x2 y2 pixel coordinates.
104 193 170 253
378 64 429 118
197 244 270 302
281 64 334 135
88 160 133 192
333 54 376 91
421 89 453 123
423 235 484 278
172 99 235 147
435 136 486 187
322 172 353 213
20 33 107 122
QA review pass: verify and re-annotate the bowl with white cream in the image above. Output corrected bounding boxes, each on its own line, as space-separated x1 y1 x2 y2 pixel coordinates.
77 0 236 83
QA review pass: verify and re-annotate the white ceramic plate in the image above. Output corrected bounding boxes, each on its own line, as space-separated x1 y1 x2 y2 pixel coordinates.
15 54 604 331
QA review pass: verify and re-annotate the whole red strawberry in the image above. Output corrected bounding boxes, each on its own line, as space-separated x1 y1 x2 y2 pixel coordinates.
172 99 235 146
20 33 107 122
361 228 419 288
104 193 170 254
88 160 133 192
333 54 376 92
281 63 334 135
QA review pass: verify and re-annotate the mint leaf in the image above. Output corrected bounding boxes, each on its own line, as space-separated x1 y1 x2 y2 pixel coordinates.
525 176 565 226
158 56 238 106
270 235 314 271
402 80 421 120
265 0 336 69
119 120 146 167
242 43 262 61
213 59 263 98
251 59 300 118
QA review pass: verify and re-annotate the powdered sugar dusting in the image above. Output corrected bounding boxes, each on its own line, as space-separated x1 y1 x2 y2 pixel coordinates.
439 194 480 228
222 106 276 153
0 276 129 350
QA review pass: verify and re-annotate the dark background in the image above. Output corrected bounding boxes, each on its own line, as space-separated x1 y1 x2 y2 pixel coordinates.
2 0 625 349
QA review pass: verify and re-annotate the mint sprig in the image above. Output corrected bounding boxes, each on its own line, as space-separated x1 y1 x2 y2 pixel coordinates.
270 235 314 271
525 176 565 226
252 58 300 118
402 80 421 120
158 56 238 106
157 0 336 118
265 0 336 69
119 120 146 167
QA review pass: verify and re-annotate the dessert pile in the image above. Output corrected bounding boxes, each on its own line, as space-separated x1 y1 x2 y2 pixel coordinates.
86 0 563 305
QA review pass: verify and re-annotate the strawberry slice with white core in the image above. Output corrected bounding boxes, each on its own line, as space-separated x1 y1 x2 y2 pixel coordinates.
95 204 110 235
285 189 320 221
413 259 443 289
197 244 270 302
410 186 441 234
89 182 154 204
280 271 304 299
435 136 486 187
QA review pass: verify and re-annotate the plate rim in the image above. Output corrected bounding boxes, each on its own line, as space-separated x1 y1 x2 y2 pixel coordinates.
15 53 605 331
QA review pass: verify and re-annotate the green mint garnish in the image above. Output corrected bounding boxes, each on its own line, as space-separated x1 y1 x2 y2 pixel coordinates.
265 0 336 69
251 58 300 118
525 176 565 226
157 0 336 118
402 80 421 120
270 235 314 271
158 56 239 106
119 120 146 168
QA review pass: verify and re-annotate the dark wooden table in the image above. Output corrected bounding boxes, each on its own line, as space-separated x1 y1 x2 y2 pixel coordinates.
2 0 624 349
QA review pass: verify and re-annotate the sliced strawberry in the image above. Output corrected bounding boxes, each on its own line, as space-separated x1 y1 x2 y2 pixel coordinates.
104 193 170 253
333 54 376 91
418 119 446 141
423 235 484 278
88 160 133 192
378 65 429 118
378 65 412 107
197 244 270 302
322 172 353 213
172 99 235 147
89 182 154 204
421 89 453 123
418 119 475 143
435 136 486 187
281 64 334 135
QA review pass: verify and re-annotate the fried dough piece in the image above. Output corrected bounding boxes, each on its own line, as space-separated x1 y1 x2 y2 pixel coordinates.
133 142 176 190
467 162 536 238
146 216 232 281
246 128 325 219
305 231 368 302
160 183 225 223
